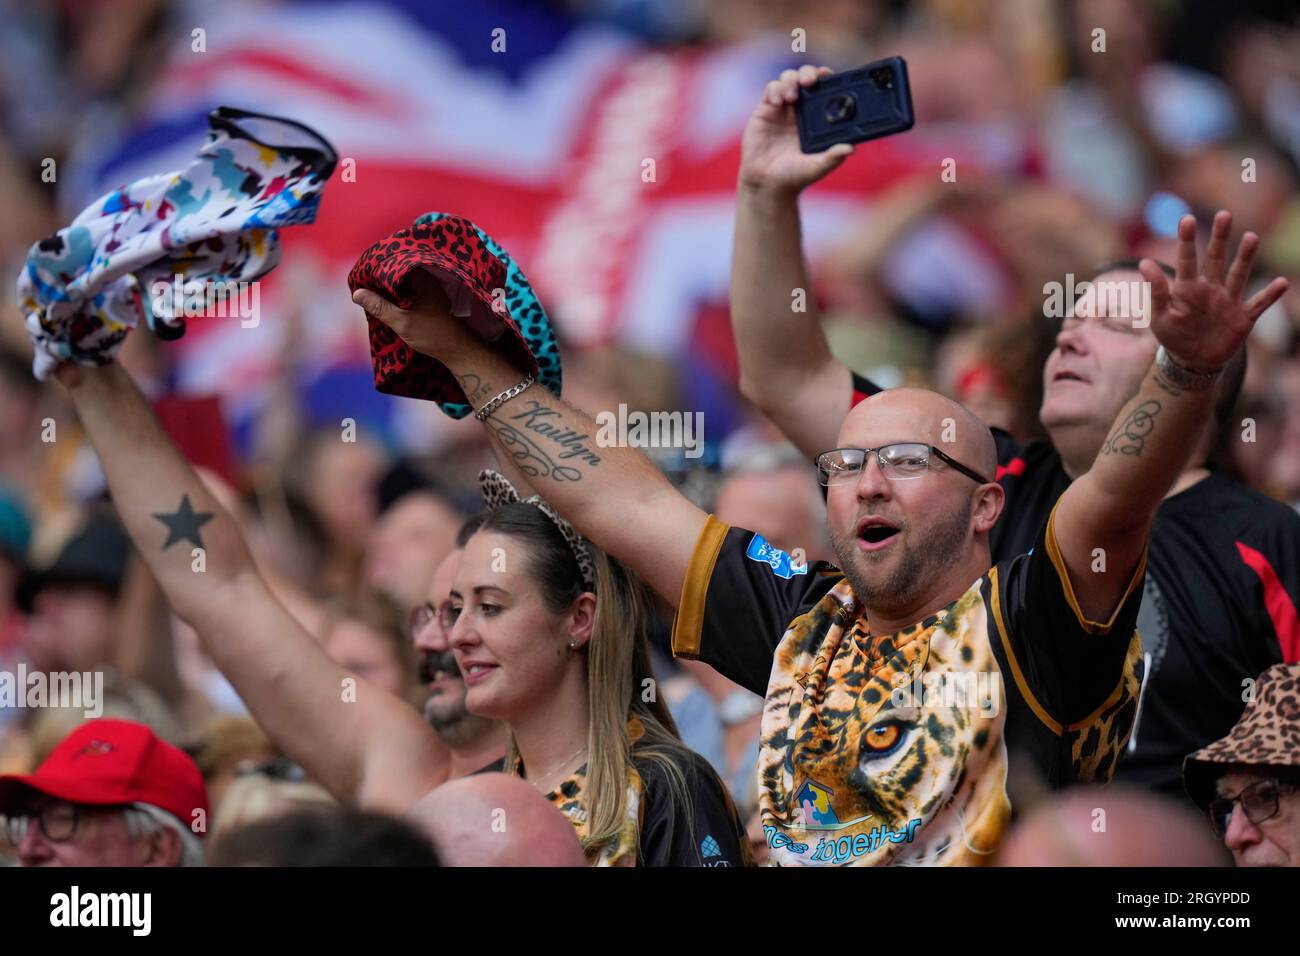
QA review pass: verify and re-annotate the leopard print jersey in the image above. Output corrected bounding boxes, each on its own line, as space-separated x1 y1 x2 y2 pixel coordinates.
759 578 1012 866
543 765 643 868
506 718 647 868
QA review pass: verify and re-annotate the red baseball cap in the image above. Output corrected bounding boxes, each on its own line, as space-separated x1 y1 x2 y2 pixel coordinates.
0 719 208 833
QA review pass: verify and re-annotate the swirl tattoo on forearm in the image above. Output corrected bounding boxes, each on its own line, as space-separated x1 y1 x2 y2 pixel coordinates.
483 416 584 481
1101 400 1161 457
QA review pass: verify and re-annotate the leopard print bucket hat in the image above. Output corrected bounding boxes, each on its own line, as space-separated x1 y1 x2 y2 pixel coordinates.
347 212 560 418
1183 662 1300 808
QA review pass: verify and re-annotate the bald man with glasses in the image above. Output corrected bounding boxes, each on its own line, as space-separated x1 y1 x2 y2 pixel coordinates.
351 190 1263 863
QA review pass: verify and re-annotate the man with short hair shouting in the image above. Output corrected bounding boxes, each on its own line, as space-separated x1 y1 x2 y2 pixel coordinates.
355 199 1276 863
730 66 1299 801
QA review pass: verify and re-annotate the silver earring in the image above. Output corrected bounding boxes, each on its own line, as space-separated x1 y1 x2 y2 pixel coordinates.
568 640 578 650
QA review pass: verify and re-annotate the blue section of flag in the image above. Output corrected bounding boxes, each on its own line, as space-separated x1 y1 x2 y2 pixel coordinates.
83 0 588 198
366 0 582 81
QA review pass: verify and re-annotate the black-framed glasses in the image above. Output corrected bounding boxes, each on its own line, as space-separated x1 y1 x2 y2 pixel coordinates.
2 800 124 844
816 444 991 487
408 600 458 640
1208 779 1299 837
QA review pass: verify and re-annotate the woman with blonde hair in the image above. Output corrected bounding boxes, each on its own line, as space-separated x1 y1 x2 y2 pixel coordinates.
437 472 747 865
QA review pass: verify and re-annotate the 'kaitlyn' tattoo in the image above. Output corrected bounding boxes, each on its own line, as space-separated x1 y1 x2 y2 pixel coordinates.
152 494 215 550
1101 400 1161 457
505 401 602 466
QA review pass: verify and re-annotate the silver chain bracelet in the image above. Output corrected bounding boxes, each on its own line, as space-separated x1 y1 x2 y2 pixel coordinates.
475 374 535 422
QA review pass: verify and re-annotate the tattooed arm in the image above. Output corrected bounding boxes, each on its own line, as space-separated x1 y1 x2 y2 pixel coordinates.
355 281 707 606
471 365 704 605
1053 212 1288 620
57 363 446 812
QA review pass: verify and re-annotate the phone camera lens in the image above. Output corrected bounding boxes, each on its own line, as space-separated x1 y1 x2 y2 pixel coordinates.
824 94 856 123
870 68 894 91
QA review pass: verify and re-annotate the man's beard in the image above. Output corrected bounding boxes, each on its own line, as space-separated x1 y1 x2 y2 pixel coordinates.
830 497 973 616
419 651 497 748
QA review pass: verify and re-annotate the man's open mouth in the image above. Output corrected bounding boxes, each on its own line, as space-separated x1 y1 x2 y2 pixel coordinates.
856 517 901 551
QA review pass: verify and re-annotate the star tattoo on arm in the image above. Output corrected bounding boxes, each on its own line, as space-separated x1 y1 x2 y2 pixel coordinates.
152 494 215 550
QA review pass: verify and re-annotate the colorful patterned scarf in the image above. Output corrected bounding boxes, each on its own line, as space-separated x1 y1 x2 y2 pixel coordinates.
18 107 335 379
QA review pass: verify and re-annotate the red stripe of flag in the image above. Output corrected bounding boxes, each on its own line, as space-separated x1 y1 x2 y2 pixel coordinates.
168 49 412 119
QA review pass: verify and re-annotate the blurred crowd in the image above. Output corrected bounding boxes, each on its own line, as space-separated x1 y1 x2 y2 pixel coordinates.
0 0 1299 867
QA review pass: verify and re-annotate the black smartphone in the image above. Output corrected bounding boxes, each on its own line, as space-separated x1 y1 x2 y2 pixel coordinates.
796 57 914 153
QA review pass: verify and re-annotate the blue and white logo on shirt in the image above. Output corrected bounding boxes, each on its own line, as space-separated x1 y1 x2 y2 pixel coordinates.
746 534 808 579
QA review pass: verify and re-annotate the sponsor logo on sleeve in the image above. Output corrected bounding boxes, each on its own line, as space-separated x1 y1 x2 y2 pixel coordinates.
745 534 808 579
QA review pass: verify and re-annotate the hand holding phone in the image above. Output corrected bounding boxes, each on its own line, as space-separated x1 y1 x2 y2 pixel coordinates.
739 65 855 195
796 57 914 153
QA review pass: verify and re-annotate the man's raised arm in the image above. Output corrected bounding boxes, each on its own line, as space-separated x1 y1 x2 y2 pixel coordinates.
353 280 706 607
732 65 855 460
1053 212 1289 621
58 362 445 812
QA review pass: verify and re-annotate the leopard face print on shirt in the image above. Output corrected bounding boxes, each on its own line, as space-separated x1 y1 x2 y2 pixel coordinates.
759 579 1010 866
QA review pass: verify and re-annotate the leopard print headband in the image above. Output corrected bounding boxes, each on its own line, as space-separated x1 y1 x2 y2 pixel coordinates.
478 469 597 593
